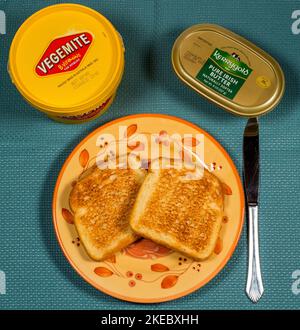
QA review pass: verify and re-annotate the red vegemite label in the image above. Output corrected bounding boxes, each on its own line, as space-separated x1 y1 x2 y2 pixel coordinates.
35 32 93 76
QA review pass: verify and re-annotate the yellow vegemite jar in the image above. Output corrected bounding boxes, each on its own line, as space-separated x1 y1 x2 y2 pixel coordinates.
8 4 125 123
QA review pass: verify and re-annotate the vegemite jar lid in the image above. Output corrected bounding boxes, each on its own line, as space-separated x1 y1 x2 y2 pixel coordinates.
8 4 124 115
172 24 285 117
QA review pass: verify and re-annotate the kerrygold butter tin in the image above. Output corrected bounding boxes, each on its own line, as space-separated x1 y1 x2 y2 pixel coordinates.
8 4 125 123
172 24 285 117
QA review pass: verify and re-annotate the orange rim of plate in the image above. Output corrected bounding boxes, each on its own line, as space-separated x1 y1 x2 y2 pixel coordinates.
52 114 245 303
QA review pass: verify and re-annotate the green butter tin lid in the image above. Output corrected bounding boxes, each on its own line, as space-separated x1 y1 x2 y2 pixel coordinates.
172 24 285 117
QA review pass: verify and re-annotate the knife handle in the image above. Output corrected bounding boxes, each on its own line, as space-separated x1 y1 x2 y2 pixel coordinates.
246 205 264 303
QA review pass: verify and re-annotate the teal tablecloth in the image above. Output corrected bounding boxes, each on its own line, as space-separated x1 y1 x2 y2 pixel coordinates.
0 0 299 310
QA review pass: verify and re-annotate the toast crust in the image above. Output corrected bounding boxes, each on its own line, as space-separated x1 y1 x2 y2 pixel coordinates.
130 167 224 260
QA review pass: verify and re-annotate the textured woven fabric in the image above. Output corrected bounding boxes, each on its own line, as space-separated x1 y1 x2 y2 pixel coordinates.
0 0 299 310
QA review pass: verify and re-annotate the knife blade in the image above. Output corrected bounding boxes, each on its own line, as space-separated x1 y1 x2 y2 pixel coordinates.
243 117 264 303
243 117 259 205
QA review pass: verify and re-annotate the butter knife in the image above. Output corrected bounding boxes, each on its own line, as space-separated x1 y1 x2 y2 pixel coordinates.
243 117 264 303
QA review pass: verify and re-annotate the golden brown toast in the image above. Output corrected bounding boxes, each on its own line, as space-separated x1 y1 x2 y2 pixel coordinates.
130 166 224 260
70 166 146 261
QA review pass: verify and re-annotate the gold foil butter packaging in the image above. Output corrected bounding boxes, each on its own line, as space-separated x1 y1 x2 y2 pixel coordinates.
172 24 285 117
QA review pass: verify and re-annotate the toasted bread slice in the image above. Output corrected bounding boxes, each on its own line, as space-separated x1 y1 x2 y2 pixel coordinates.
130 166 224 260
70 166 146 261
